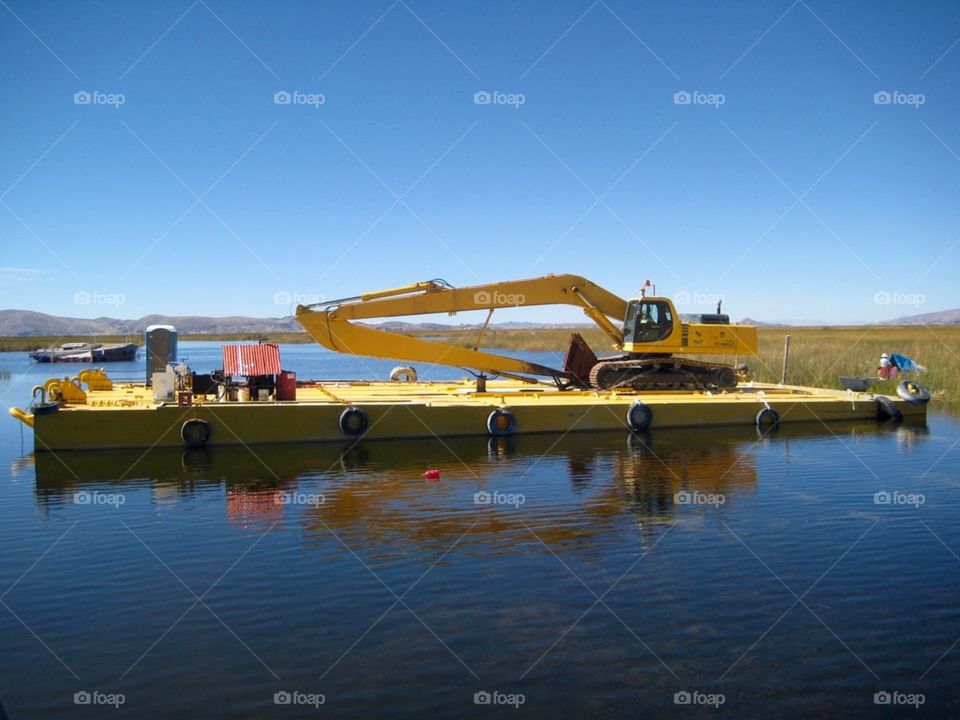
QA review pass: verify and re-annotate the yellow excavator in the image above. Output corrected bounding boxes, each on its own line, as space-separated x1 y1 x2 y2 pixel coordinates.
295 273 758 391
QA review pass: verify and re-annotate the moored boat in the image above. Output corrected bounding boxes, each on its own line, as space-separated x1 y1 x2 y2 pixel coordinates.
93 343 139 362
29 342 96 362
29 342 138 363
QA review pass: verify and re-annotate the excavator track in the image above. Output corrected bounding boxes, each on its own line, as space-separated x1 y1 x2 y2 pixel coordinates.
589 357 739 391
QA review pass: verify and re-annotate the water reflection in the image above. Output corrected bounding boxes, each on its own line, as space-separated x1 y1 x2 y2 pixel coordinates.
29 421 927 541
9 453 34 480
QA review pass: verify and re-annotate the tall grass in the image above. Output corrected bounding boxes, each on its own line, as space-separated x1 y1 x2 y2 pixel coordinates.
749 326 959 402
410 325 959 402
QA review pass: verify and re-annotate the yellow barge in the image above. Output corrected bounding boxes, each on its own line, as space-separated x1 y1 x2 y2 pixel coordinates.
9 276 933 451
9 373 925 452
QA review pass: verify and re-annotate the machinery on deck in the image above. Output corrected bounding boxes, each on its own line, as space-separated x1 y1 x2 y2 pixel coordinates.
295 274 757 391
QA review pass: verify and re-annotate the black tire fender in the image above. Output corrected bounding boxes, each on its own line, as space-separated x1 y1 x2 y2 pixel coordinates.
339 407 369 436
897 380 931 405
626 400 653 431
31 402 60 415
875 396 903 423
487 408 516 436
389 365 418 382
756 407 780 432
181 418 211 447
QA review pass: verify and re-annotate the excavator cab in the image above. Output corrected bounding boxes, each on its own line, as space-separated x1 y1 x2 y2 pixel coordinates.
623 299 676 344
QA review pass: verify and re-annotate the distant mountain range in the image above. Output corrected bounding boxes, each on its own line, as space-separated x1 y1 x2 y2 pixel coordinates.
739 318 789 327
741 309 960 326
0 307 957 337
882 308 960 325
0 310 302 336
0 309 591 337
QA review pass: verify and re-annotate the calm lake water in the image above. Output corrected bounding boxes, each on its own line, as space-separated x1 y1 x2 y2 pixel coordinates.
1 343 959 718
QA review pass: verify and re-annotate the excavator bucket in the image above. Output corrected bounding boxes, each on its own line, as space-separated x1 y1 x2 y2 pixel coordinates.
563 333 598 387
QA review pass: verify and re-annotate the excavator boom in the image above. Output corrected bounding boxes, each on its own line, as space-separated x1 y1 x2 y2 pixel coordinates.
295 274 628 383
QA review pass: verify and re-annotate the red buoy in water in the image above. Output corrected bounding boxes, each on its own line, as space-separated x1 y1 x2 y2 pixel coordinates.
423 469 441 481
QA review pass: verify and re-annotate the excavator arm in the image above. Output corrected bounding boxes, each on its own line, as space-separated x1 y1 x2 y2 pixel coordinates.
295 274 629 383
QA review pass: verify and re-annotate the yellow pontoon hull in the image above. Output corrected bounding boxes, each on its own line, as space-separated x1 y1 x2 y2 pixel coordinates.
11 379 926 452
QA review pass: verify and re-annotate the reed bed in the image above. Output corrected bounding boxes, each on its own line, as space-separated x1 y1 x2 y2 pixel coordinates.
417 325 960 403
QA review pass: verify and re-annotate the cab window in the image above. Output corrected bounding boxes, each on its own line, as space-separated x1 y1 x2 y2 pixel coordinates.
622 303 638 341
631 301 673 343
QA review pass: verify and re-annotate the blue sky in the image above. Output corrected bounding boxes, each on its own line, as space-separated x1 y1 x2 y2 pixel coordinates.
1 0 958 325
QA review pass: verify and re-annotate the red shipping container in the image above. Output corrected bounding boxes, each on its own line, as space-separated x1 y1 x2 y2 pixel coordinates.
276 370 296 401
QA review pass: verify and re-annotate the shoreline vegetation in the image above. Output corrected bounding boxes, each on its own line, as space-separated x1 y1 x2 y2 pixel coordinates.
2 326 957 401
